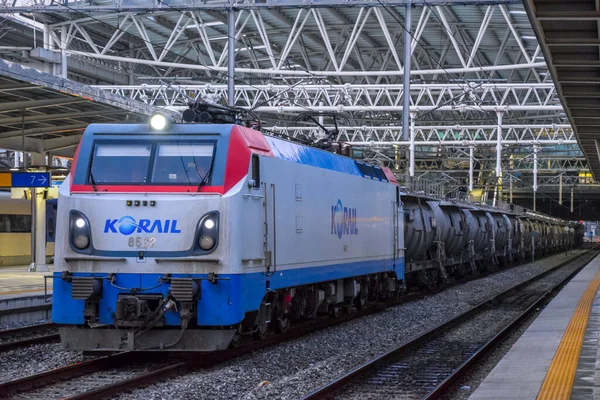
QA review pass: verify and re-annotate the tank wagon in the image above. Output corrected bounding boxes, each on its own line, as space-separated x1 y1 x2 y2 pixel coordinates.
51 117 581 352
402 195 577 286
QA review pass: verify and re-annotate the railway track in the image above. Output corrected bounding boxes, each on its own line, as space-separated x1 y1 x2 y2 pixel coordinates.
0 248 592 399
302 246 600 400
0 322 59 352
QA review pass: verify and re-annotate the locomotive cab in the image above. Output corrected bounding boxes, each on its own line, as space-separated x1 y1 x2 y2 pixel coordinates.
52 122 268 351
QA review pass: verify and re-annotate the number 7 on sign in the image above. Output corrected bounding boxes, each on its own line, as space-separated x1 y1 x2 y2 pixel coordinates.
31 176 36 184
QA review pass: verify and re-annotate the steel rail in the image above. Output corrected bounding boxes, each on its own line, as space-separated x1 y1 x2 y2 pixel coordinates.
0 351 147 396
0 333 59 352
302 246 599 400
0 321 55 339
64 248 596 400
0 248 588 399
421 248 600 399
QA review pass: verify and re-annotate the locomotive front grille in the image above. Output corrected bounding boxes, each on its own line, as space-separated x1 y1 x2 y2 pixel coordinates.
171 278 200 302
71 277 103 300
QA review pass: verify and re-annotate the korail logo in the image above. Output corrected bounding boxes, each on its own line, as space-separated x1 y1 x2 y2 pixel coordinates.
104 216 181 235
331 199 358 239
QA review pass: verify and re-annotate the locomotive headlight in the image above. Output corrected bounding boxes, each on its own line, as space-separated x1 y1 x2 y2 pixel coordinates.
150 113 173 131
199 235 215 250
150 113 167 130
70 211 93 254
204 218 215 229
74 234 90 249
196 212 219 253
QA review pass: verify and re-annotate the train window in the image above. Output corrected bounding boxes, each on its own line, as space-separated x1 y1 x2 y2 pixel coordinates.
373 167 389 182
152 142 214 185
91 143 152 184
0 214 32 233
356 162 377 179
251 154 260 189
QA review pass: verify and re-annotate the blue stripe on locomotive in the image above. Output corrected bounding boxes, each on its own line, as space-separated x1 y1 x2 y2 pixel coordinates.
265 136 363 176
52 257 403 326
73 124 380 185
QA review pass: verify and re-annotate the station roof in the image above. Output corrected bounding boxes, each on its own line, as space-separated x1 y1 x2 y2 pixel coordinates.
0 58 169 158
525 0 600 180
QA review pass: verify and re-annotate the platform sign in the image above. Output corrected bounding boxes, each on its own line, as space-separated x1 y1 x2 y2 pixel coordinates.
0 172 50 188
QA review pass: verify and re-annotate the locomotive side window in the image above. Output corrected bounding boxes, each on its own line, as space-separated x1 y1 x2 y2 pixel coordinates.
251 154 260 189
357 162 377 179
373 167 389 182
91 143 152 184
152 142 214 185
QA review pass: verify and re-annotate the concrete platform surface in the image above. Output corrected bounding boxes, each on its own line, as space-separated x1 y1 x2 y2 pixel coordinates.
0 265 53 300
469 254 600 400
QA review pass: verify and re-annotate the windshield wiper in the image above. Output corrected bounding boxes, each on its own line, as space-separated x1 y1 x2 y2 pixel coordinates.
89 171 98 192
88 149 98 192
197 159 215 192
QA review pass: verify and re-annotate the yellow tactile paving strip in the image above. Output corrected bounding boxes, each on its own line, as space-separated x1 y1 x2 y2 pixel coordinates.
537 267 600 400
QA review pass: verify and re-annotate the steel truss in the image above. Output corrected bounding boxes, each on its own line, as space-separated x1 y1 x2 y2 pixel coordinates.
96 83 563 123
7 4 547 85
0 0 596 198
4 0 521 12
271 124 576 144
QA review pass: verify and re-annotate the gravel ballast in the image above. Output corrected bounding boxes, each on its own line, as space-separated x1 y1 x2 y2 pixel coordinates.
0 343 87 383
114 250 588 400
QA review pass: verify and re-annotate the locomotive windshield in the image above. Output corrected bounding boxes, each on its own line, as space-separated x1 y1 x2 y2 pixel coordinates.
89 140 215 185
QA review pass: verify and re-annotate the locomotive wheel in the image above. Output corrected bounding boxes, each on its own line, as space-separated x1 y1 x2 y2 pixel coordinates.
453 264 467 280
354 291 367 310
230 324 244 348
367 279 380 303
253 321 269 340
328 304 340 318
273 305 290 333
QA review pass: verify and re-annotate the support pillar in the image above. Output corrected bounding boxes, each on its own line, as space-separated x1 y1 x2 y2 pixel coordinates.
468 145 474 199
409 111 416 177
509 173 513 204
533 145 538 212
402 1 412 178
129 42 135 85
61 25 68 79
571 186 574 213
494 109 504 207
227 7 236 107
28 152 48 272
42 24 51 74
402 0 412 143
559 174 563 205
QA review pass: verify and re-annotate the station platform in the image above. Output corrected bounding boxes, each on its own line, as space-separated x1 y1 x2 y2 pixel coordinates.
0 266 53 327
0 265 52 300
469 253 600 400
